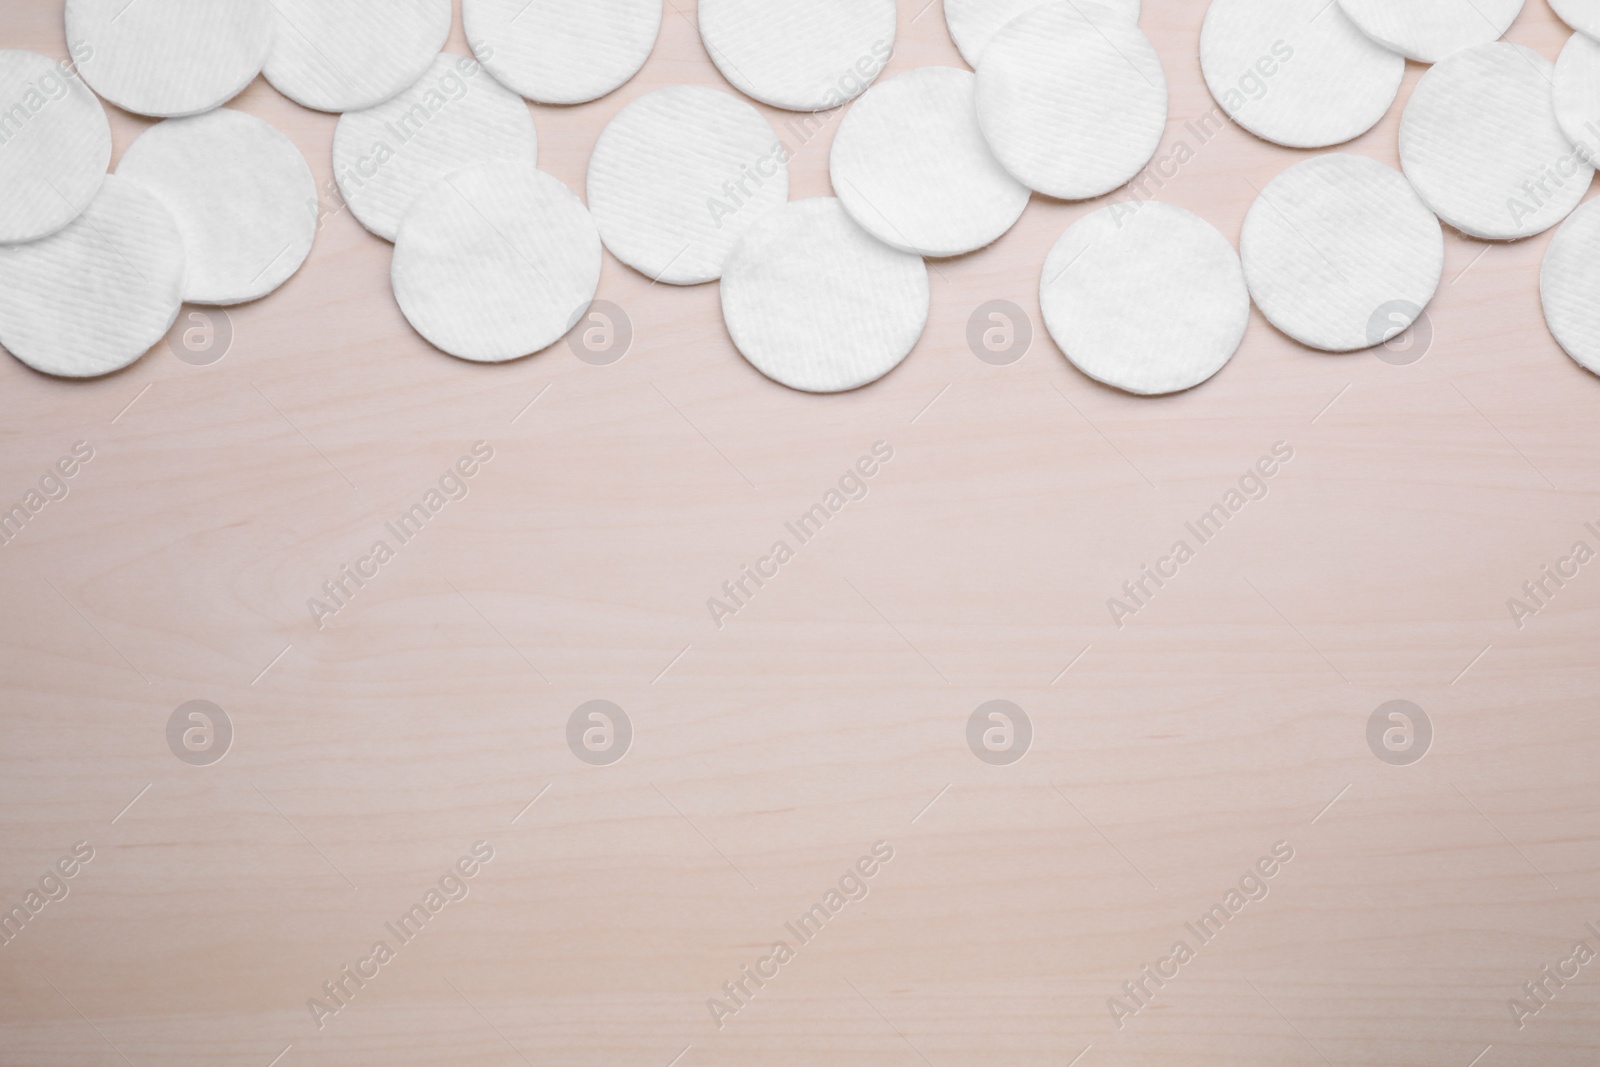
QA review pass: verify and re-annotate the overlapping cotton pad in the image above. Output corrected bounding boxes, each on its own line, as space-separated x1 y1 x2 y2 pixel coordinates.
1336 0 1524 64
1552 0 1600 39
0 50 111 244
1241 154 1443 352
65 0 272 117
1554 32 1600 158
698 0 896 112
975 1 1166 200
391 162 600 362
1541 198 1600 376
0 175 184 377
1400 42 1591 240
588 86 786 285
117 108 314 305
1200 0 1403 148
334 53 538 243
830 66 1029 258
943 0 1140 68
464 0 661 105
1040 202 1248 395
721 198 929 392
264 0 451 113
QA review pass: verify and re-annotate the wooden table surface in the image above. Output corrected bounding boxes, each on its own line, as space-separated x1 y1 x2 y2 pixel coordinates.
3 2 1599 1065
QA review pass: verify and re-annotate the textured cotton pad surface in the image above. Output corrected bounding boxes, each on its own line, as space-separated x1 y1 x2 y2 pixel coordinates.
391 162 600 362
1200 0 1403 148
66 0 272 117
0 51 111 244
943 0 1140 68
1554 32 1600 157
264 0 451 112
1541 198 1600 376
1336 0 1524 64
0 176 184 377
698 0 895 111
1552 0 1600 38
1040 202 1248 395
1241 154 1443 352
334 53 538 243
975 1 1166 200
588 86 786 285
721 198 929 393
1400 42 1591 240
464 0 660 105
830 67 1029 258
118 109 315 305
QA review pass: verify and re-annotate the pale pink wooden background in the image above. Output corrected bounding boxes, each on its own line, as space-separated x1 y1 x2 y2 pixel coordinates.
1 2 1598 1066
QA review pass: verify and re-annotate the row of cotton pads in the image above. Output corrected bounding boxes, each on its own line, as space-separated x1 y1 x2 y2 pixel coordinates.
5 0 1600 391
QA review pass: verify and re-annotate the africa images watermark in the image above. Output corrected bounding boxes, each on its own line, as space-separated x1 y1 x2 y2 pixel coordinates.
0 42 93 147
307 441 495 628
1110 39 1294 226
707 441 895 629
0 440 94 548
0 841 95 950
1108 840 1296 1030
707 38 894 229
1508 918 1600 1030
706 840 895 1030
1504 520 1600 630
306 841 495 1029
1107 442 1295 628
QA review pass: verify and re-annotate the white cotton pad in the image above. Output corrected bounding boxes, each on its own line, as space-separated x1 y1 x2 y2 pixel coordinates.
1241 154 1444 352
65 0 272 117
0 175 184 377
117 109 315 305
0 50 111 244
1335 0 1524 64
391 162 600 363
721 198 929 393
1400 42 1592 240
1554 32 1600 158
464 0 661 105
264 0 451 113
1540 197 1600 376
1199 0 1404 149
333 53 538 243
1552 0 1600 39
975 1 1166 200
698 0 896 112
942 0 1140 68
830 67 1029 258
588 86 786 285
1040 201 1248 395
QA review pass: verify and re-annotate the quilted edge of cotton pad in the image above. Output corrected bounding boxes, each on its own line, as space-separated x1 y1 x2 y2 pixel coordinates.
1541 196 1600 376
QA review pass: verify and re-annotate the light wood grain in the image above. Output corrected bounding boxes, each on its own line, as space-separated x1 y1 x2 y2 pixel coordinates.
2 2 1599 1066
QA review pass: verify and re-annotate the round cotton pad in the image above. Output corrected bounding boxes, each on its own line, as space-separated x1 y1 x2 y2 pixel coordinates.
117 108 314 305
1200 0 1404 148
588 86 787 285
1241 154 1443 352
975 1 1167 200
65 0 272 117
1335 0 1524 64
1040 202 1248 395
1400 42 1592 240
698 0 896 112
830 67 1029 258
0 175 184 377
334 53 538 243
464 0 661 105
1554 32 1600 159
1540 197 1600 376
721 198 929 393
943 0 1140 68
1552 0 1600 38
391 162 600 363
0 50 111 244
264 0 451 113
